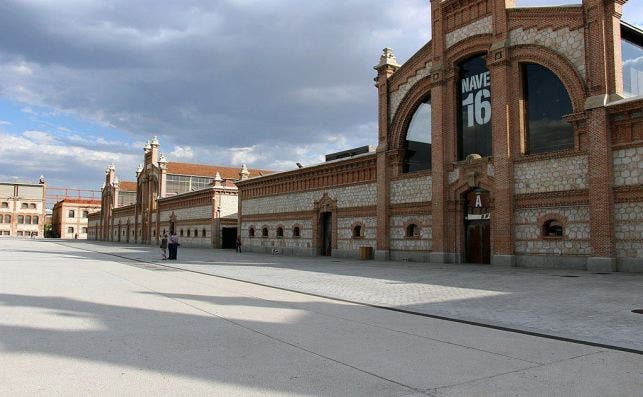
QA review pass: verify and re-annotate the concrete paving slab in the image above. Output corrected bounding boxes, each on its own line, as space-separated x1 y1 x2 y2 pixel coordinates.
1 239 641 396
61 240 643 352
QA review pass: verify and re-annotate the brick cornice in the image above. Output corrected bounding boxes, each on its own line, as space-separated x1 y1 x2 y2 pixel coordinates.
390 202 432 216
515 190 589 208
507 7 584 31
238 154 377 200
614 186 643 203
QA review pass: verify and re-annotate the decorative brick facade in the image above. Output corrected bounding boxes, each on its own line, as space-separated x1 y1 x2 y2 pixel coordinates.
237 0 642 272
88 137 270 249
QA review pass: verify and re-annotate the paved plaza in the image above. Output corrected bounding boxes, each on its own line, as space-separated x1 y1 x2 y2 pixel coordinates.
1 239 642 396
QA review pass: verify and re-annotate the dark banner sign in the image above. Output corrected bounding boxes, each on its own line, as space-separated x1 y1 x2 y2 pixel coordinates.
465 188 490 221
458 55 492 159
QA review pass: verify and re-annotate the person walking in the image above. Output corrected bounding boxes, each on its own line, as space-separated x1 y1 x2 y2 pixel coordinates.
235 236 242 253
160 232 168 260
168 232 179 260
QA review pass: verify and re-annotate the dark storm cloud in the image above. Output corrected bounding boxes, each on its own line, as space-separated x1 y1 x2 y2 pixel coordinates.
0 0 427 153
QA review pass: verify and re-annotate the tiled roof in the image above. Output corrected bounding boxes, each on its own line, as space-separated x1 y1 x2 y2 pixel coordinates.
119 181 137 191
54 198 101 206
166 162 272 179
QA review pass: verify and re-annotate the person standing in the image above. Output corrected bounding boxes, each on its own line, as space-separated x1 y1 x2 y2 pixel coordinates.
160 232 168 260
235 236 242 253
168 232 179 260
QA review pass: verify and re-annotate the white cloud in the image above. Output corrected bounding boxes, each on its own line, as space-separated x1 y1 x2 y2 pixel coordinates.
169 145 194 160
23 130 58 144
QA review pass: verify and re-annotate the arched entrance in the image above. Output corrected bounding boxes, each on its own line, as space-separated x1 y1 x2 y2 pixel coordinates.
463 188 491 264
320 212 332 256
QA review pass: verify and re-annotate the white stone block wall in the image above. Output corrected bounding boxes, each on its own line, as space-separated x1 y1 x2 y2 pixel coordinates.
390 215 432 251
242 184 377 216
613 147 643 186
509 27 585 77
174 224 212 247
514 206 590 255
159 205 212 222
514 155 588 194
390 176 432 204
337 216 376 251
241 220 314 250
219 195 238 218
615 202 643 258
445 16 493 48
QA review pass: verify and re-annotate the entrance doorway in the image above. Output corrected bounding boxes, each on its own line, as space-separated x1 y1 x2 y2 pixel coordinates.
463 188 491 264
465 221 490 264
221 227 237 249
320 212 332 256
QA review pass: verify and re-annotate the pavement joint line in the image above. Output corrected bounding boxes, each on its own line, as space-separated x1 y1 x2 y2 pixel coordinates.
54 242 643 356
155 266 546 366
426 350 607 393
93 265 432 397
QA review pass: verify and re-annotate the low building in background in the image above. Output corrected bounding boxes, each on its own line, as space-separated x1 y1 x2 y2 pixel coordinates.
88 137 271 248
52 198 101 239
0 179 47 238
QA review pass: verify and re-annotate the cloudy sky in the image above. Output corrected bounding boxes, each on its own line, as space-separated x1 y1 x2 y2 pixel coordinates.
0 0 641 192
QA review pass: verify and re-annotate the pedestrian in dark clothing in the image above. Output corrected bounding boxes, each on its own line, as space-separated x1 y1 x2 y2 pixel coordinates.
168 232 179 260
235 236 242 253
160 232 168 260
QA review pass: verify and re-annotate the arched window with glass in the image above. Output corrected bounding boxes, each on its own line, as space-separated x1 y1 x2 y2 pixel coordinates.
404 98 432 173
522 63 574 154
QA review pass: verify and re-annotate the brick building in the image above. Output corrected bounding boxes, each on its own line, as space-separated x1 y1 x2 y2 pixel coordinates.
237 0 642 272
88 137 270 248
0 179 47 238
52 198 101 239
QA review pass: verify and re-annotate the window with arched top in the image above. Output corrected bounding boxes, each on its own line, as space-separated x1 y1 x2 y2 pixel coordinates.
21 203 28 209
187 229 191 237
194 229 198 237
180 229 184 237
522 63 573 154
276 226 284 238
29 203 36 209
262 227 269 238
18 215 24 224
4 215 10 223
25 215 31 224
542 220 564 238
352 224 363 239
249 227 255 237
202 229 207 237
32 216 39 224
406 223 420 238
404 99 432 172
293 226 301 238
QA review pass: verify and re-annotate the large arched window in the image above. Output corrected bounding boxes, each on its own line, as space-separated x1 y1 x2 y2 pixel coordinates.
522 63 573 154
404 99 432 172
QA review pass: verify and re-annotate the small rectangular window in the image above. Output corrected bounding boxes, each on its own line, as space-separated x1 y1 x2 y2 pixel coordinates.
68 210 75 218
68 227 74 233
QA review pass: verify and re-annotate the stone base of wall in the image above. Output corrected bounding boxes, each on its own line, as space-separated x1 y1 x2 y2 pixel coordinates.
617 258 643 273
429 251 462 264
492 255 516 267
390 250 431 262
515 255 587 270
243 245 316 257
